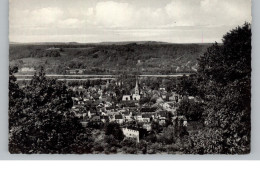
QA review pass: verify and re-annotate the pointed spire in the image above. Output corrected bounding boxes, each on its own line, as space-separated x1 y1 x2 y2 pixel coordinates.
106 79 109 88
135 76 139 95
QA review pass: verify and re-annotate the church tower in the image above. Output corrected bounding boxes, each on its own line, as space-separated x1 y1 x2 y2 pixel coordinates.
134 77 139 95
132 76 141 101
106 79 110 88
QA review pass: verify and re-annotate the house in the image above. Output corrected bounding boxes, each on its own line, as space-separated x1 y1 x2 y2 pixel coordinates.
161 92 168 100
121 111 132 121
140 114 151 123
132 94 140 101
131 112 141 121
88 109 97 118
188 96 195 100
162 102 170 109
100 116 110 123
106 106 115 111
46 47 60 51
19 67 35 72
157 111 168 125
159 116 167 125
100 110 108 116
169 92 182 103
72 104 87 118
114 114 124 124
141 107 157 113
66 69 85 74
159 87 166 91
156 97 164 103
91 116 101 122
83 98 89 102
143 123 152 131
80 121 88 127
173 116 188 127
122 128 139 142
122 95 132 101
104 101 113 108
169 95 176 101
157 111 168 117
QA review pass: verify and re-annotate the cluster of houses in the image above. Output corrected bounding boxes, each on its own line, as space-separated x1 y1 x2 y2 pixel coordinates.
18 67 36 73
79 106 171 128
69 78 191 142
66 69 86 74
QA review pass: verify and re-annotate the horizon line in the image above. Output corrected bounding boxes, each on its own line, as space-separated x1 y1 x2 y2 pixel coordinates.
9 40 217 45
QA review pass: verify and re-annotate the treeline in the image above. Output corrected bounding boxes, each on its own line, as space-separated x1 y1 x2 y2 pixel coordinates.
30 49 60 58
9 45 61 60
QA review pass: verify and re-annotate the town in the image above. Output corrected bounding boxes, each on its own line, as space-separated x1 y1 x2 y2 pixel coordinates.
68 75 196 143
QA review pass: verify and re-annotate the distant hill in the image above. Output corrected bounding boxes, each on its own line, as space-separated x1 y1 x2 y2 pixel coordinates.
9 42 212 75
9 41 170 46
9 42 21 45
97 41 170 45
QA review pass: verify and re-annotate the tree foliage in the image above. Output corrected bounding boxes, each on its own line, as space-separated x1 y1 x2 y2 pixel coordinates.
176 74 198 96
9 67 87 153
104 122 124 141
190 23 251 154
177 99 204 121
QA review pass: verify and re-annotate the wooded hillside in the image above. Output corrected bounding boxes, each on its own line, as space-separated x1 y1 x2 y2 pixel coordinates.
9 42 210 74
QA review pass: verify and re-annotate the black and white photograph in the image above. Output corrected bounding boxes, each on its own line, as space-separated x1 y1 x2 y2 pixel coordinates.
8 0 252 154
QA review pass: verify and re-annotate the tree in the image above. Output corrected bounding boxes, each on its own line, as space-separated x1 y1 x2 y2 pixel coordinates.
187 128 224 154
139 97 151 105
151 121 162 134
104 122 124 141
176 74 198 96
9 67 87 153
177 99 204 121
191 23 251 154
121 138 137 154
9 67 25 129
157 125 177 144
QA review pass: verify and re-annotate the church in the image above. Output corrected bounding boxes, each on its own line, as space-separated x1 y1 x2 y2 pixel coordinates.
122 78 141 101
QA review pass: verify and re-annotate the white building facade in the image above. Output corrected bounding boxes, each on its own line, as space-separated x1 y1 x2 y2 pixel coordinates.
122 128 139 142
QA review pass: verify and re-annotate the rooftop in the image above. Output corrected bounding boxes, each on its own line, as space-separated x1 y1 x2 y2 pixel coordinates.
115 114 123 119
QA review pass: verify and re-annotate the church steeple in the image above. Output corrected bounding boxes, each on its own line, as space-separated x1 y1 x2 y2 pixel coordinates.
134 77 139 95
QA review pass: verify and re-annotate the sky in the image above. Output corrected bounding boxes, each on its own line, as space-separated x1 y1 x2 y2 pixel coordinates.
9 0 251 43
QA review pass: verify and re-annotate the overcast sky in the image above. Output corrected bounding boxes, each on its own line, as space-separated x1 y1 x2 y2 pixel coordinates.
9 0 251 43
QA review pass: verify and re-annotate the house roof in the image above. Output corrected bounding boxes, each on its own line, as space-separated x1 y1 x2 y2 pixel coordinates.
177 115 187 121
115 114 123 119
121 111 130 115
121 101 137 107
142 114 152 118
158 111 168 117
91 116 100 121
141 107 157 113
131 111 138 116
89 109 97 113
122 127 139 132
100 116 109 120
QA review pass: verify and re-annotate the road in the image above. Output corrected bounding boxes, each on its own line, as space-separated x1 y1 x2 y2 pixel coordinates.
14 73 191 77
14 73 191 81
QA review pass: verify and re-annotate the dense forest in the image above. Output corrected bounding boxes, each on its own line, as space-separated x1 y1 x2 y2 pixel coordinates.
9 42 210 75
